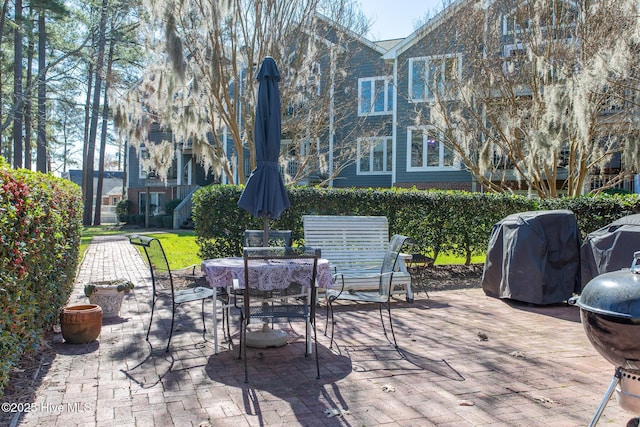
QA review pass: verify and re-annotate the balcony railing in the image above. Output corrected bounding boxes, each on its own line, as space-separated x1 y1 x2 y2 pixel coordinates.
589 174 635 194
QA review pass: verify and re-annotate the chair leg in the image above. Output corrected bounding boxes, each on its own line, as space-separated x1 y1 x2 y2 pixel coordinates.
166 303 176 352
378 304 389 343
220 304 227 342
201 298 207 333
385 303 398 348
313 318 320 379
242 319 248 383
225 306 232 344
237 313 244 360
304 300 310 357
146 297 156 342
328 299 336 349
324 301 330 337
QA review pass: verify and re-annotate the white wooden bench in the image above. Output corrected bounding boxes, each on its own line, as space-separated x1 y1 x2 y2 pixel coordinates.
303 215 414 302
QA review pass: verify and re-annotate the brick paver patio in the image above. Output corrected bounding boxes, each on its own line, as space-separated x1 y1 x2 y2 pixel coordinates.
5 234 637 426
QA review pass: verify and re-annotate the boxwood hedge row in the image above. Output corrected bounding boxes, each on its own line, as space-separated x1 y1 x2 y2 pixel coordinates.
0 159 83 396
193 185 640 263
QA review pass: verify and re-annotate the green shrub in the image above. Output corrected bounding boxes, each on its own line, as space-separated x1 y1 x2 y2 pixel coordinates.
0 157 83 397
540 193 639 236
115 199 132 221
193 184 640 264
165 198 182 215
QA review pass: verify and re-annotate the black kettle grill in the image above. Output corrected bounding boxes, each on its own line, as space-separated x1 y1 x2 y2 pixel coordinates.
577 251 640 426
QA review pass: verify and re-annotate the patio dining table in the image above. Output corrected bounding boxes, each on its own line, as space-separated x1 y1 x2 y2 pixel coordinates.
201 256 333 353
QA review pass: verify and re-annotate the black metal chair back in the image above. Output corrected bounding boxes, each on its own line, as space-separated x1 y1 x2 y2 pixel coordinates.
243 230 292 248
326 234 412 348
239 246 321 382
129 234 215 351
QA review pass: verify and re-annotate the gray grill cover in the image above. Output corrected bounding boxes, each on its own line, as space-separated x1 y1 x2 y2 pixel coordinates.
580 214 640 288
481 210 581 304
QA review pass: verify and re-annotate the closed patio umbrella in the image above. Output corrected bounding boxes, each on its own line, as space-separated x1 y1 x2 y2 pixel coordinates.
238 56 290 245
237 56 291 348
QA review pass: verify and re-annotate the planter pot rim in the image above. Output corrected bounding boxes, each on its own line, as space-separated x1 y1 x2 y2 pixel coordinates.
84 279 134 298
63 304 102 311
86 279 133 289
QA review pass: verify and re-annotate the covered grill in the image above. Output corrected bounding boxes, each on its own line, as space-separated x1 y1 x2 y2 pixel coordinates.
577 251 640 426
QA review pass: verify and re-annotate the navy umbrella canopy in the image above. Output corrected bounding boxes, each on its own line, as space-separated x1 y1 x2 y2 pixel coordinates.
238 57 291 236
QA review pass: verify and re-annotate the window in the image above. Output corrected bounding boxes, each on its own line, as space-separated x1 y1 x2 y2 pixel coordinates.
407 127 455 170
138 147 156 179
357 137 393 174
138 142 178 179
139 192 167 215
409 55 461 102
280 138 313 180
358 77 394 115
502 43 527 75
601 85 627 115
502 1 579 36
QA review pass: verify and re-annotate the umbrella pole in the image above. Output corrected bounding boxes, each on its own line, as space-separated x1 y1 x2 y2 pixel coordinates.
263 216 269 247
246 214 288 349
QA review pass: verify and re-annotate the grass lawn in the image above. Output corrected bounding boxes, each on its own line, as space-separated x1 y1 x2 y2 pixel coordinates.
435 253 485 265
80 226 485 268
80 226 200 270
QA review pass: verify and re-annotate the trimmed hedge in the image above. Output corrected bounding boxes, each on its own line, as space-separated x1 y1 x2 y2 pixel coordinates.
193 185 640 264
0 158 83 397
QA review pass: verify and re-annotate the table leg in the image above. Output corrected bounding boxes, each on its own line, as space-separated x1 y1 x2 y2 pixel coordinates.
306 287 312 354
213 295 219 354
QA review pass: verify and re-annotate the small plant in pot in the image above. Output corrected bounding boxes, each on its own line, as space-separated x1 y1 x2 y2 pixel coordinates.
84 279 134 319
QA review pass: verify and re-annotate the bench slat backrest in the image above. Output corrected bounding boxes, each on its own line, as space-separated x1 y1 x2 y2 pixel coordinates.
303 215 389 272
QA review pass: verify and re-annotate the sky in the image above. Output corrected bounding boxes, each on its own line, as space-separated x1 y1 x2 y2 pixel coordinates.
361 0 444 41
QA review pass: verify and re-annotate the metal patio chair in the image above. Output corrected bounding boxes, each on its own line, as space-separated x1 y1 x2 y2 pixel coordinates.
226 230 294 340
243 229 292 248
238 246 321 382
325 234 412 349
129 234 221 352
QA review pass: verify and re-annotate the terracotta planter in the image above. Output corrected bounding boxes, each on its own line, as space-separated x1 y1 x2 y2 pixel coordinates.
60 304 102 344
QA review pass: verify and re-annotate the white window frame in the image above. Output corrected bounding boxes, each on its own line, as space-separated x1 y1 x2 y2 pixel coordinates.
502 0 579 36
139 192 166 215
138 147 155 179
406 127 457 171
502 42 527 74
358 77 394 116
183 159 193 185
357 136 393 175
309 61 321 96
408 54 461 103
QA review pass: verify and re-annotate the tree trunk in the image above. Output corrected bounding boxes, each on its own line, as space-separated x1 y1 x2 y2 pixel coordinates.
94 34 114 226
81 63 93 215
24 7 34 170
121 140 127 201
83 0 108 226
0 0 10 154
13 0 23 168
36 11 47 173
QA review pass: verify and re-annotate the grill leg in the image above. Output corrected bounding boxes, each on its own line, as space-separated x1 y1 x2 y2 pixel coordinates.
589 368 622 427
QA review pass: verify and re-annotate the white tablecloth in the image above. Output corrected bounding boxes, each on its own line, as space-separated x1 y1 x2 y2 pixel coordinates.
201 257 333 290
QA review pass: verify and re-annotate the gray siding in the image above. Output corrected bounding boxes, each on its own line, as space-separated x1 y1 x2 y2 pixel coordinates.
331 30 394 187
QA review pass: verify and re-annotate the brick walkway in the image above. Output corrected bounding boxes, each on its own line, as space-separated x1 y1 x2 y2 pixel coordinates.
9 234 638 426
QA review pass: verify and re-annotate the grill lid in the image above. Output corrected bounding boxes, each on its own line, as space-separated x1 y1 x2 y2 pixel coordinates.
577 251 640 319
